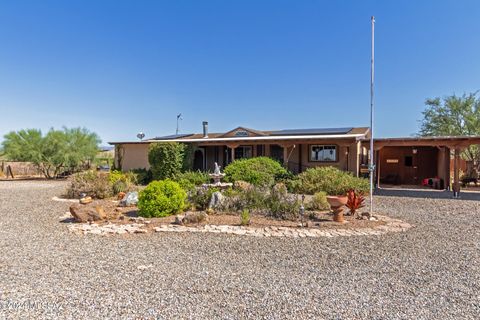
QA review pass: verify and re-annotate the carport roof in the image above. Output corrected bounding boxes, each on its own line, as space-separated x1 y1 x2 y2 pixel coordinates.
362 136 480 149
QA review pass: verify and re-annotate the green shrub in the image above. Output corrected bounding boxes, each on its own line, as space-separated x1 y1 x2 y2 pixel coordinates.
138 180 187 218
148 142 185 180
240 209 250 226
66 170 112 199
293 166 369 195
130 168 152 185
307 191 329 211
112 179 128 194
224 157 289 186
174 171 210 191
108 170 137 194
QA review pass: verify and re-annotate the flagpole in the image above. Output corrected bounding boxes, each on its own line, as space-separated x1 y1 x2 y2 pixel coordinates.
369 16 375 217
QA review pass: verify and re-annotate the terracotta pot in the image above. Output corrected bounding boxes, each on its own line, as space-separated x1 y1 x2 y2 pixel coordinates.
326 195 348 207
326 195 348 223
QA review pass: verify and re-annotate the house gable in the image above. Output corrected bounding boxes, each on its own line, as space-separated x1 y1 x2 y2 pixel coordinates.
219 127 267 138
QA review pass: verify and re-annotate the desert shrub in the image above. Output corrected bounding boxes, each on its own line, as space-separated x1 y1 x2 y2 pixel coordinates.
233 180 253 191
130 168 152 185
218 186 267 213
137 180 187 218
109 170 136 184
66 170 112 199
306 191 329 211
112 179 128 194
265 185 300 220
224 157 289 186
148 142 185 180
175 171 210 192
108 170 137 194
219 184 299 220
240 209 250 226
188 187 219 210
293 166 369 195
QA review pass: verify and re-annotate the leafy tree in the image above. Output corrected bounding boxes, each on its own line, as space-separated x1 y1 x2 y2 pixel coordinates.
419 92 480 170
2 127 100 178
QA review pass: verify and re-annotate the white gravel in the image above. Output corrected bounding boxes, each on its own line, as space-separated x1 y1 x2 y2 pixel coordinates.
0 180 479 319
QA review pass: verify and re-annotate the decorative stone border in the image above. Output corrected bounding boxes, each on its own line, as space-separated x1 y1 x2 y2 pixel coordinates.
152 215 411 238
67 222 148 235
65 215 412 238
52 196 78 203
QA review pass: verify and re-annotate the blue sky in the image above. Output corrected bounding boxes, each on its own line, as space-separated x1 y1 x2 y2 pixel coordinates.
1 0 479 144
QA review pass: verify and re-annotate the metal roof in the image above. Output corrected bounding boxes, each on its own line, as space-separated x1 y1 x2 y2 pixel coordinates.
150 133 194 140
270 127 353 136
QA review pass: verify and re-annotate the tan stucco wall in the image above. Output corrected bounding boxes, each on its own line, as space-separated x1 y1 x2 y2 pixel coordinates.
116 144 150 171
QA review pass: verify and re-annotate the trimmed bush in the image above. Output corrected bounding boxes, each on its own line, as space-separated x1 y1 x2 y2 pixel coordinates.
293 166 369 195
174 171 210 192
148 142 185 180
66 170 112 199
224 157 289 186
138 180 187 218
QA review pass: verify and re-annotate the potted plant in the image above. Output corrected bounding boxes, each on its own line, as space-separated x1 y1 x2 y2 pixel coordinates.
326 194 348 223
325 179 351 223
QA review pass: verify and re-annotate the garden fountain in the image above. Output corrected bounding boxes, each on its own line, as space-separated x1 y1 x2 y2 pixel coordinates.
202 162 233 189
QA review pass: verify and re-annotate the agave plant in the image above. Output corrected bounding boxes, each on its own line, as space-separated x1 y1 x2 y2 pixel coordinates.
346 189 365 217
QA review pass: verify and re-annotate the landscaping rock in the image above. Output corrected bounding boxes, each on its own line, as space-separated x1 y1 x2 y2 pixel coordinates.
120 191 138 206
174 215 184 225
208 191 224 209
69 203 106 222
182 212 208 225
79 196 93 204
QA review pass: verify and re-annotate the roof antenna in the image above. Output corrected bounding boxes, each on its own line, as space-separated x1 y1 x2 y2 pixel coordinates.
137 132 145 141
176 113 183 135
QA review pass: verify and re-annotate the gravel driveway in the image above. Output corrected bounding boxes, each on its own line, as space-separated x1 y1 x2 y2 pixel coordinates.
0 181 479 319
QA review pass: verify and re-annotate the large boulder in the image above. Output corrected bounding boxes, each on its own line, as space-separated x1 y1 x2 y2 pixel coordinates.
69 203 107 223
208 191 224 209
182 212 208 225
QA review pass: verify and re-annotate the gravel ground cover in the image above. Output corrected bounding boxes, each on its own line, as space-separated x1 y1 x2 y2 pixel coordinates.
0 180 479 319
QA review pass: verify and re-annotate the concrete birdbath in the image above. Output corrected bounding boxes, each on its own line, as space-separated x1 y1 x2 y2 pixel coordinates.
202 162 233 189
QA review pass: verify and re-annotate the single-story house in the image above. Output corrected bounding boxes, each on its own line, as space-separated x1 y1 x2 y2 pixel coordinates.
109 122 480 191
110 123 371 176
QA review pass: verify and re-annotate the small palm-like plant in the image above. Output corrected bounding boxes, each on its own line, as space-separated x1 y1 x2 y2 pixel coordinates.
346 189 365 217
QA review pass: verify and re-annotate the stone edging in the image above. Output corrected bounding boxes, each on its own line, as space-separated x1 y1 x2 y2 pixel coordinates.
65 215 412 238
52 196 78 203
152 215 412 238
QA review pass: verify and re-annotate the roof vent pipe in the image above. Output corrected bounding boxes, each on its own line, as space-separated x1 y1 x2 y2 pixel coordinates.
202 121 208 138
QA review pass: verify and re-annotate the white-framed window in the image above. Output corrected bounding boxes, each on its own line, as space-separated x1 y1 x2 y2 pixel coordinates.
310 145 337 162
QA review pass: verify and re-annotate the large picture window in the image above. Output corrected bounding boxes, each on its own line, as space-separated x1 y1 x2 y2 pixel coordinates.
234 145 252 159
310 145 337 162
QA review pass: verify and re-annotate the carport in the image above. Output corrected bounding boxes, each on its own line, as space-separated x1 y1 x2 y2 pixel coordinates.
363 136 480 195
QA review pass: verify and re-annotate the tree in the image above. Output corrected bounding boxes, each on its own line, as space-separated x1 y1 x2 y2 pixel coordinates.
2 127 100 178
419 92 480 170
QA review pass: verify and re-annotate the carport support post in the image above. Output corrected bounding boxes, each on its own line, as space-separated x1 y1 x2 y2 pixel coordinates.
453 148 461 198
